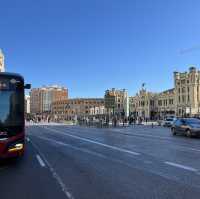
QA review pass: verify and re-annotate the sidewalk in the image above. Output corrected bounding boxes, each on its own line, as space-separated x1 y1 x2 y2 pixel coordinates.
26 122 75 126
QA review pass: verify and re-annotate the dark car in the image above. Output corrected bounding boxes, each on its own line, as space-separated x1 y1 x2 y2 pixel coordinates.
171 118 200 137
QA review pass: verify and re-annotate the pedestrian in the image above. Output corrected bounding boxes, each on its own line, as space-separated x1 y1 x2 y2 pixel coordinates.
133 117 136 126
113 116 117 127
125 117 127 126
106 115 109 128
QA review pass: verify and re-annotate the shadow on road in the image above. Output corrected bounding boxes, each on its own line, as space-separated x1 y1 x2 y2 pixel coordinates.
0 156 25 170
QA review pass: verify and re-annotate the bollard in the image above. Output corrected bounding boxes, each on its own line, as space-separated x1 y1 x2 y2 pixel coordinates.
151 123 154 128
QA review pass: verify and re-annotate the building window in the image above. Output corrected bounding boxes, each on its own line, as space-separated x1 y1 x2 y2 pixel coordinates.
182 95 185 103
150 100 154 106
181 79 185 84
178 88 180 93
169 99 173 105
182 87 185 93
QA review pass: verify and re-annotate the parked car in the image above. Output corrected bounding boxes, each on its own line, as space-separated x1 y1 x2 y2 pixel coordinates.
171 118 200 137
162 118 176 127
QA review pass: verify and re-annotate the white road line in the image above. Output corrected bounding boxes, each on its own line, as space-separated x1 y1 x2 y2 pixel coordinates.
44 127 140 156
35 135 112 159
113 130 171 140
34 135 179 182
31 141 74 199
42 126 200 155
36 154 46 167
33 135 200 184
35 135 179 182
188 148 200 152
165 161 198 172
71 127 172 140
106 129 200 153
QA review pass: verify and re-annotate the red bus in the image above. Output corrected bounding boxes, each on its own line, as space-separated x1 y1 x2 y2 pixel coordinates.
0 73 30 158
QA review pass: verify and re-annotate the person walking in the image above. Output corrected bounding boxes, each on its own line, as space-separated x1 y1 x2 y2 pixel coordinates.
133 117 136 126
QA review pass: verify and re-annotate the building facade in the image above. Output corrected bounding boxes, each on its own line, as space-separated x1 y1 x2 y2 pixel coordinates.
30 88 41 114
0 49 5 72
129 67 200 119
51 98 105 121
174 67 200 117
156 89 175 119
30 85 68 114
104 88 129 117
129 96 137 115
89 106 105 116
129 89 157 119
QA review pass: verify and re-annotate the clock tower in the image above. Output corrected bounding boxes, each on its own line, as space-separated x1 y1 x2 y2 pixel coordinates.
0 49 5 72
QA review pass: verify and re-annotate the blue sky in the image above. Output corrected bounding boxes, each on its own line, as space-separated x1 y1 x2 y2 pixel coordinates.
0 0 200 97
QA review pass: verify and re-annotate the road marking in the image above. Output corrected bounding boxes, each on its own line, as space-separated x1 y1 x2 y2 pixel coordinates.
34 135 178 181
105 128 200 153
35 135 112 159
113 129 171 140
33 135 197 185
36 154 46 167
165 161 198 172
43 127 140 156
64 126 173 141
44 126 200 156
31 141 74 199
188 148 200 152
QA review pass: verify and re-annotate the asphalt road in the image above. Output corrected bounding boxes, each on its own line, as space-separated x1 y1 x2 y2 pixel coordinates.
1 124 200 199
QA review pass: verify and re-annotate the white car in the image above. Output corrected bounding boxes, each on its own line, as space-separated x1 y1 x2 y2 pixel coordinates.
162 118 176 127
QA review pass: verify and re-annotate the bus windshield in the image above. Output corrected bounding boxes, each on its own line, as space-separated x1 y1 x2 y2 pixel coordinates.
0 91 24 126
0 76 24 135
